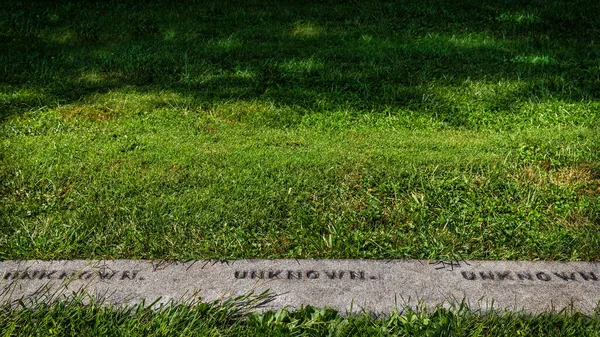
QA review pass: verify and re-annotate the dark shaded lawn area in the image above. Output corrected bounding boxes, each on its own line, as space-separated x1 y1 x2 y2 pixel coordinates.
2 0 599 128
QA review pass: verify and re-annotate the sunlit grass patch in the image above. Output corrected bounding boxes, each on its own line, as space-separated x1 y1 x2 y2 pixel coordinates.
512 164 599 193
162 28 176 41
550 166 598 190
55 89 189 122
46 28 77 44
561 212 596 232
76 70 119 85
1 88 47 107
512 55 558 65
212 35 243 51
278 58 324 75
178 64 258 86
497 10 542 24
207 99 282 124
58 106 119 122
417 32 511 54
290 21 323 38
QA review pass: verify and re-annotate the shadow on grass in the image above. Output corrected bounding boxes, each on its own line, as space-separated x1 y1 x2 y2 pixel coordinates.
1 0 599 127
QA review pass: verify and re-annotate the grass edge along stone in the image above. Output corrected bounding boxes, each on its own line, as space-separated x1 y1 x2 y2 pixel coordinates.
2 290 600 336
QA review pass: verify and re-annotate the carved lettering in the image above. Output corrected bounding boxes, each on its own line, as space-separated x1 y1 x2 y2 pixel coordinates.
79 271 93 280
5 265 598 288
496 271 513 280
461 271 476 280
578 271 598 281
553 272 577 281
99 270 117 280
324 271 345 279
38 270 57 279
306 271 319 279
120 270 138 280
3 271 19 280
268 270 282 279
287 271 302 279
250 270 265 279
536 272 551 281
1 269 144 282
349 271 365 280
234 271 247 279
517 273 533 281
479 272 495 280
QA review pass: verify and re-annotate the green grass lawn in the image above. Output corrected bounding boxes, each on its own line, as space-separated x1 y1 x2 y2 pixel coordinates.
2 0 599 261
1 0 600 333
3 293 600 337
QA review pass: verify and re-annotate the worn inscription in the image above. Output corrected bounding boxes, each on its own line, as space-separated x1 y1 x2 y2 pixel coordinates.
234 270 380 280
2 269 143 281
459 271 599 282
6 267 598 285
1 260 599 314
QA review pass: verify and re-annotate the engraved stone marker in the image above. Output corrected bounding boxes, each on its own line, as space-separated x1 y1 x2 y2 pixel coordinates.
2 260 599 313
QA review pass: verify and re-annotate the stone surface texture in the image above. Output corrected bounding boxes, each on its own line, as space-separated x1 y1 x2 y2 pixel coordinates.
2 260 599 313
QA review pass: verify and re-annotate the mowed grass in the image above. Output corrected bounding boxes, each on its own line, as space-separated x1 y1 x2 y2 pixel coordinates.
1 0 599 261
2 292 600 337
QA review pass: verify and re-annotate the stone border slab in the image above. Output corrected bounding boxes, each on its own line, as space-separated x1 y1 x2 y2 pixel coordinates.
2 260 600 313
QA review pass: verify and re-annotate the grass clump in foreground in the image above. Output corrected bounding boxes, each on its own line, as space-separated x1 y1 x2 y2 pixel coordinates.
1 292 600 337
